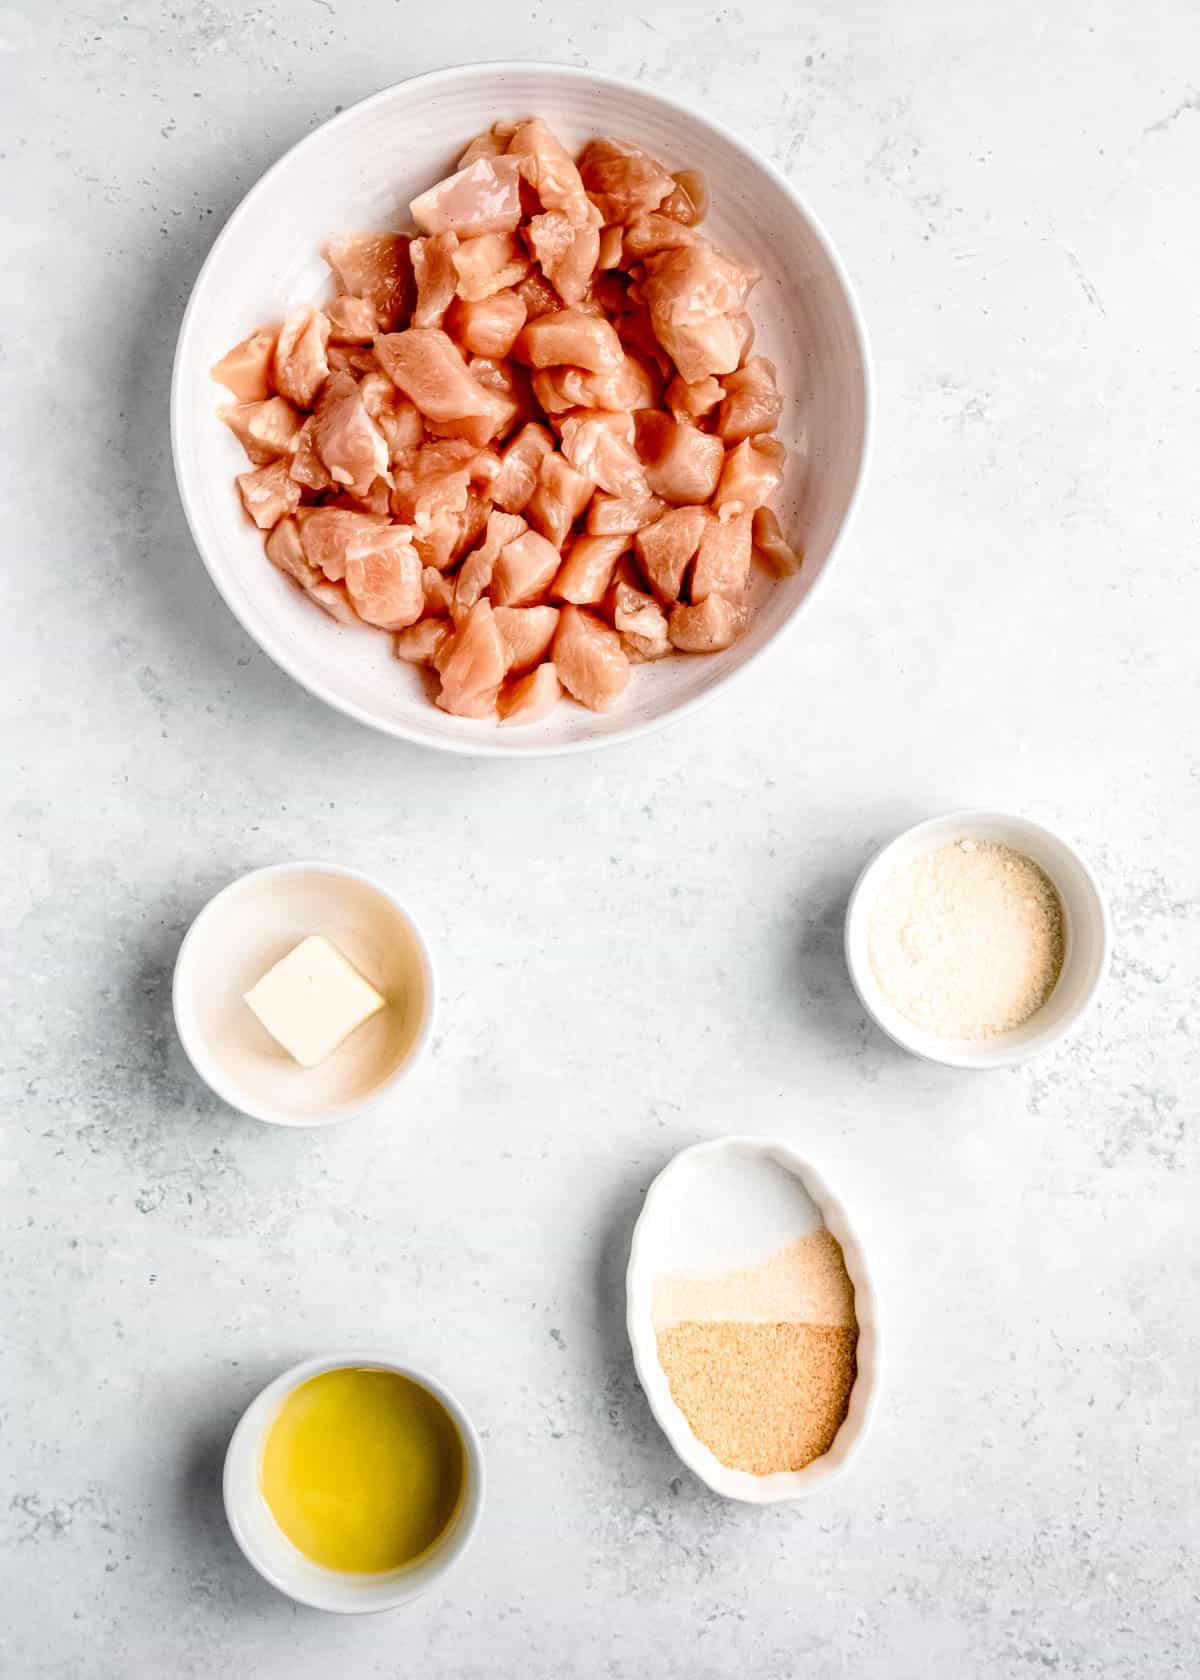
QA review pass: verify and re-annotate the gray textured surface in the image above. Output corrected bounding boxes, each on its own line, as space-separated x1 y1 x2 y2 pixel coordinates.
3 2 1199 1674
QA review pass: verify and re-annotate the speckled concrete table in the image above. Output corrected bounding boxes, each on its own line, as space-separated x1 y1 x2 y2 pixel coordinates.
3 3 1199 1675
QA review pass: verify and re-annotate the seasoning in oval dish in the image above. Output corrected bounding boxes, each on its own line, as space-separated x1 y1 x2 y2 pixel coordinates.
654 1230 858 1476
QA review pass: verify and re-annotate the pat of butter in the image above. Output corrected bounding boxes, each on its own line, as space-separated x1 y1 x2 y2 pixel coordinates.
244 935 385 1067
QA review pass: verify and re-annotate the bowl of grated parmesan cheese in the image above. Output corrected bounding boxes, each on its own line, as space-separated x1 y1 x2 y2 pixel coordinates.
844 809 1111 1069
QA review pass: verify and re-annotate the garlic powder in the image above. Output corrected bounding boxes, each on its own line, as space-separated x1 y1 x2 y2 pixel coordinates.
867 839 1065 1040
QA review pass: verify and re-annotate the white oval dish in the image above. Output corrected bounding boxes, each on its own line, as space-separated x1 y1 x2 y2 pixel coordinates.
172 862 435 1126
223 1352 484 1614
171 61 871 757
626 1137 880 1503
844 809 1111 1070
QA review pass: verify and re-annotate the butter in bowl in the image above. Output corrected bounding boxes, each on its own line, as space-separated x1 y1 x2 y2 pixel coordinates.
172 862 435 1125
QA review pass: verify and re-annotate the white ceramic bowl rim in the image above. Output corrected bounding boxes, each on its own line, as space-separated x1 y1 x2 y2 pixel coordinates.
626 1135 881 1503
222 1351 485 1614
843 808 1113 1069
170 59 874 758
171 860 437 1126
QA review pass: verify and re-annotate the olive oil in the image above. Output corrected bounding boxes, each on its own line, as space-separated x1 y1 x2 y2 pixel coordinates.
260 1367 464 1573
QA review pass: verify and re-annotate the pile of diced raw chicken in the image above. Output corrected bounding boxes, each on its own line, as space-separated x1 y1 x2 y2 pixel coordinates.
212 118 800 723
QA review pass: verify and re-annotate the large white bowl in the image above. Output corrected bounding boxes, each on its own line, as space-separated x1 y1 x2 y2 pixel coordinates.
172 62 871 757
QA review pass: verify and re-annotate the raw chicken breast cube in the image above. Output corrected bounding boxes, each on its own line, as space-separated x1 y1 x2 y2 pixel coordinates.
392 467 471 571
288 417 333 491
376 329 513 442
437 598 506 716
515 270 562 321
211 328 277 402
410 154 524 239
411 232 460 329
634 505 707 601
552 605 631 711
346 480 393 517
312 373 389 498
451 232 529 302
422 566 455 616
296 507 389 581
713 436 786 518
515 309 624 374
344 526 423 630
622 213 699 260
498 662 562 724
668 592 743 653
660 312 746 388
326 343 379 378
394 619 452 665
436 685 499 719
559 410 647 499
691 512 752 602
491 529 562 607
611 579 670 661
716 357 783 443
635 412 724 505
665 374 724 423
524 204 602 307
507 118 591 227
452 510 528 621
553 533 629 605
325 234 414 332
273 306 332 407
586 490 668 535
660 168 709 227
465 356 529 424
264 517 320 589
529 369 576 415
446 290 527 358
425 394 519 449
616 305 675 377
457 123 513 168
220 396 302 464
493 605 560 673
326 294 379 344
538 362 652 416
453 489 490 567
578 137 674 225
306 580 361 625
596 223 625 270
237 458 301 529
524 452 594 549
492 422 555 513
640 243 757 383
376 396 425 464
752 506 803 576
599 352 661 411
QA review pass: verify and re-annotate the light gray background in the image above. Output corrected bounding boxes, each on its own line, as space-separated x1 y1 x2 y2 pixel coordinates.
3 2 1198 1675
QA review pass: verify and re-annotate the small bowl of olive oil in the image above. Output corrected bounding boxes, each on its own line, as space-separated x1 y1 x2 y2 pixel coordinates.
223 1354 484 1613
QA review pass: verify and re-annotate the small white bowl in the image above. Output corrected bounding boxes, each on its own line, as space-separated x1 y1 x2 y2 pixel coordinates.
173 862 435 1126
844 809 1111 1070
171 61 871 757
223 1353 484 1614
626 1137 880 1503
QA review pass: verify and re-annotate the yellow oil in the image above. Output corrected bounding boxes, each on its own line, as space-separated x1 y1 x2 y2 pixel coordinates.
260 1366 465 1573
